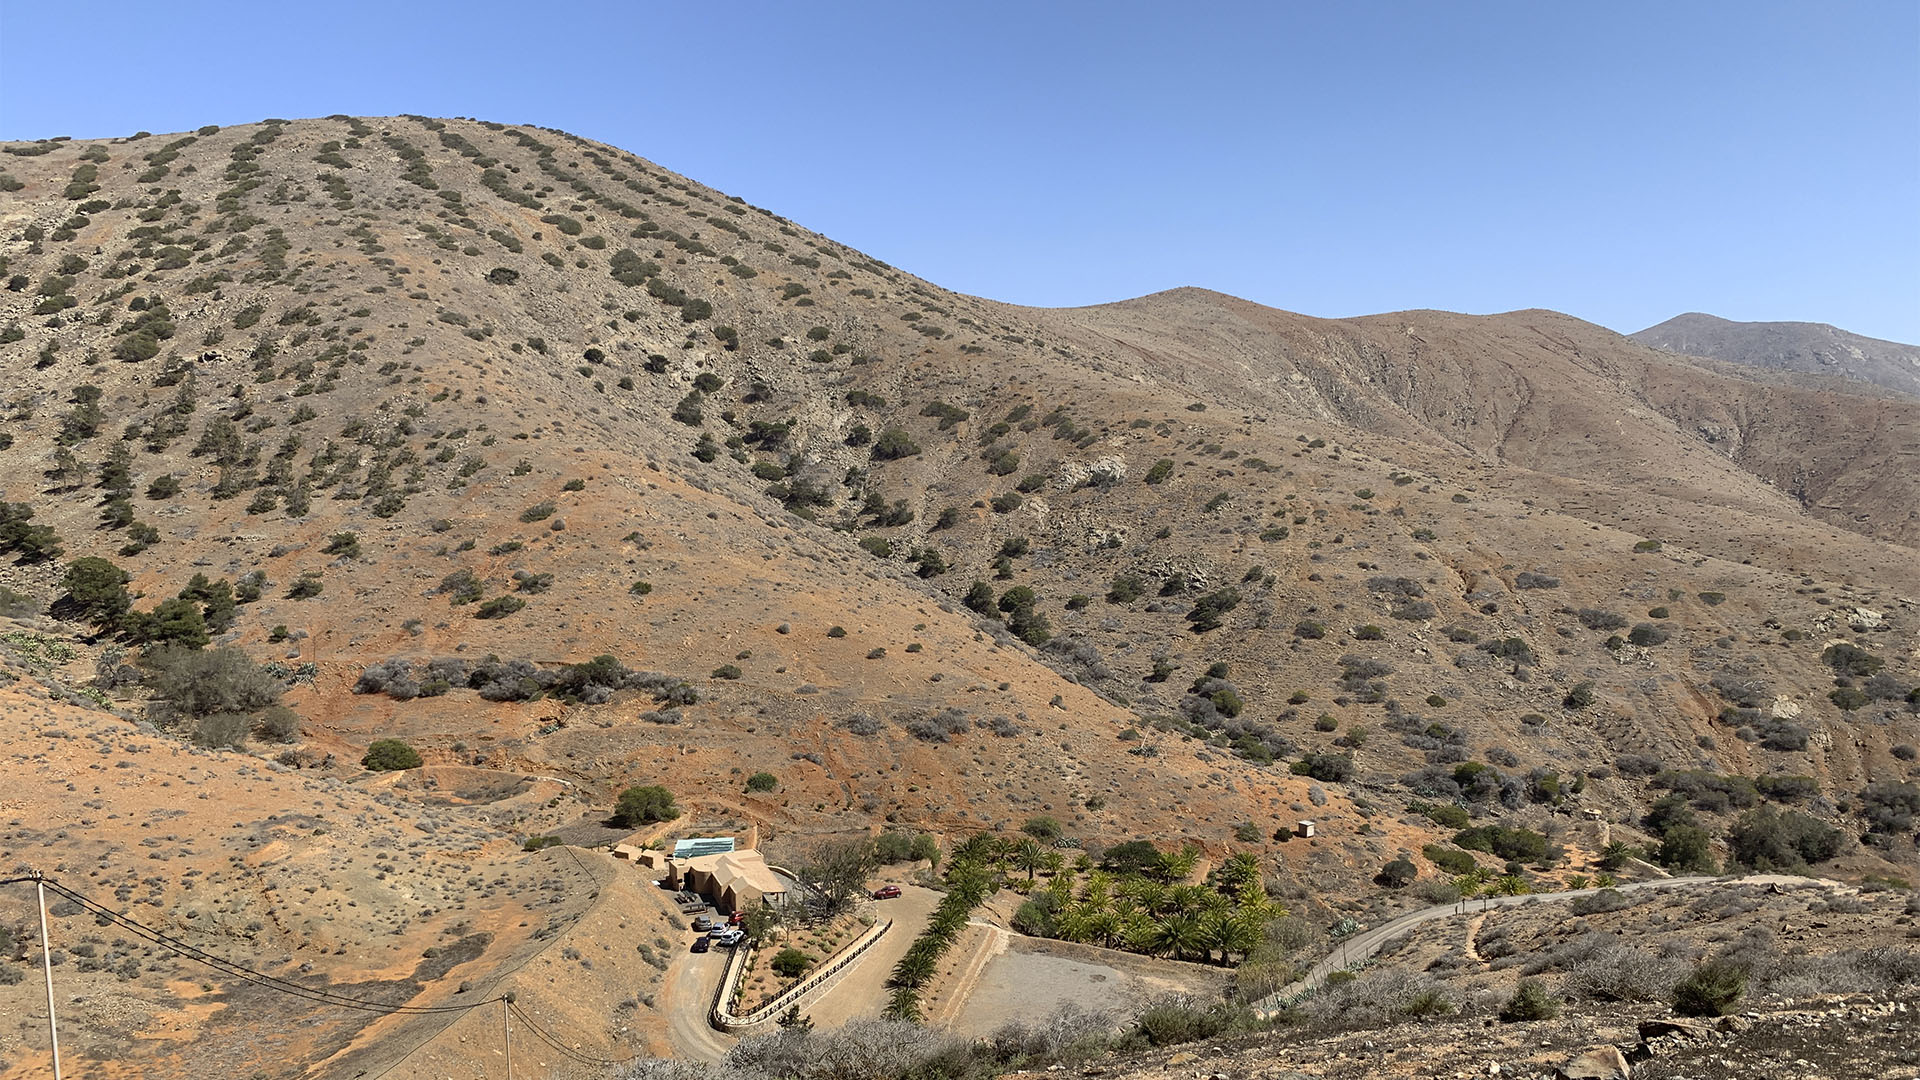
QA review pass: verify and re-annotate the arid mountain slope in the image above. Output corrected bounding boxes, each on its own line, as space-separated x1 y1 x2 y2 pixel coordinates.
1633 311 1920 400
0 116 1917 1078
1043 290 1920 545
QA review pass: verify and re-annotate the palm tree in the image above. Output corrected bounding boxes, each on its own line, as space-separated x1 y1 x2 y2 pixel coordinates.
1453 874 1482 911
1124 878 1167 914
1014 838 1044 881
1158 844 1200 884
1167 884 1211 917
1221 852 1261 890
1054 906 1092 943
890 948 937 989
1084 906 1123 947
1197 910 1230 965
1597 841 1632 871
1213 907 1259 957
1155 912 1207 962
929 905 969 940
1081 870 1113 906
1046 871 1074 906
1494 874 1531 898
884 985 923 1021
1234 881 1275 922
1123 915 1161 955
1041 850 1066 877
955 833 998 864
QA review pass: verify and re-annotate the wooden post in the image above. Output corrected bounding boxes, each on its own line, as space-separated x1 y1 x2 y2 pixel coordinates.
502 992 514 1080
37 876 63 1080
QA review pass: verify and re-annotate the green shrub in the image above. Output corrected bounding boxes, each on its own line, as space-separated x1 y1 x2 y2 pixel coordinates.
771 947 813 979
614 784 680 826
1727 805 1845 870
1106 574 1145 604
143 645 283 721
711 664 742 680
1422 845 1478 875
1377 855 1417 888
745 771 778 792
871 428 922 460
1498 980 1558 1022
362 738 423 771
1185 588 1241 632
1452 825 1546 862
1291 751 1354 782
475 596 525 619
1672 961 1745 1016
1136 996 1244 1047
1822 643 1882 677
1021 816 1062 841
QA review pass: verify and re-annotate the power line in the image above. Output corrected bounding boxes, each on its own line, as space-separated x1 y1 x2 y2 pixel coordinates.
509 999 641 1068
38 879 496 1015
15 869 652 1073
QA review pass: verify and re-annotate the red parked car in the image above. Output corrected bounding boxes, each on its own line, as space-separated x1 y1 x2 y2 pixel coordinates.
872 885 902 900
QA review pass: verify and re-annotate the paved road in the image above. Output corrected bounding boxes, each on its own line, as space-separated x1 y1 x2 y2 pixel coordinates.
1255 873 1824 1014
800 884 940 1029
657 882 939 1054
661 940 737 1062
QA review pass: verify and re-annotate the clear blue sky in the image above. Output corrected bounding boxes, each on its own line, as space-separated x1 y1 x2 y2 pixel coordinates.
4 1 1916 342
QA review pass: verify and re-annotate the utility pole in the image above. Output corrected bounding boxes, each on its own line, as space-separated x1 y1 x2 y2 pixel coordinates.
502 992 514 1080
35 871 63 1080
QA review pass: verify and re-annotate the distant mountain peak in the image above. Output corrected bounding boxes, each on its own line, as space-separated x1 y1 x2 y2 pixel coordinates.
1632 313 1920 398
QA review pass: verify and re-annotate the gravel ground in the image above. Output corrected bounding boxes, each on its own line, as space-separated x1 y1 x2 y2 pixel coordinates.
948 937 1222 1036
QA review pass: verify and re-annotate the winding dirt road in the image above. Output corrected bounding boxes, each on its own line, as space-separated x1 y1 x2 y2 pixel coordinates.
1255 872 1828 1013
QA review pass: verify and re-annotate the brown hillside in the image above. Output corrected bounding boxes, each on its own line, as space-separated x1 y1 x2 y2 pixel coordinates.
0 117 1916 1077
